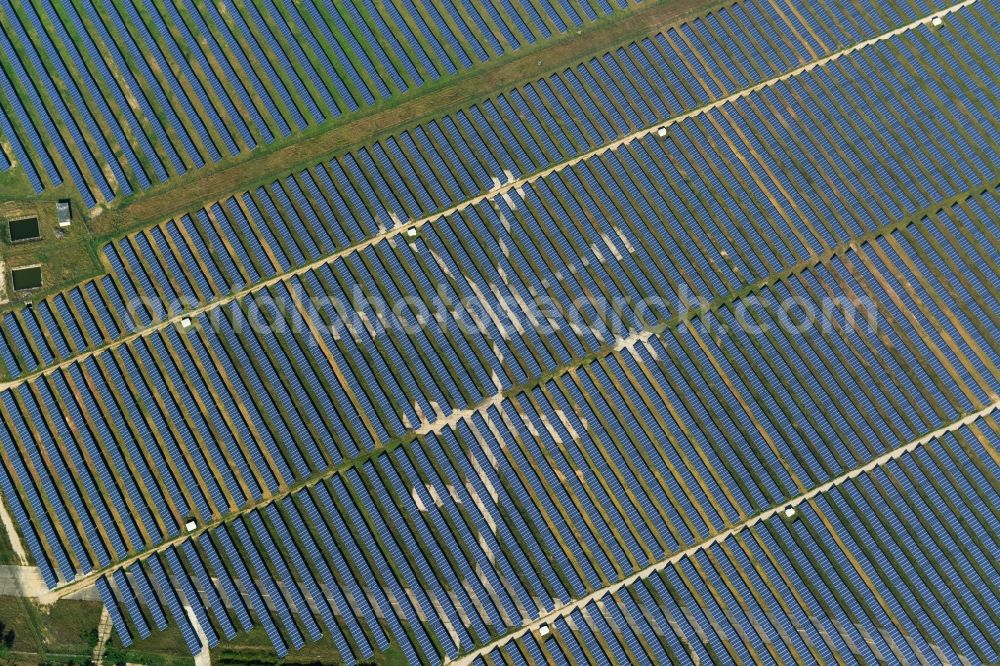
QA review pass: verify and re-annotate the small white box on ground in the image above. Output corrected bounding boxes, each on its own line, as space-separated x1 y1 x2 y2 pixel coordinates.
185 519 197 532
931 15 943 26
180 317 192 328
406 227 418 237
783 506 796 518
657 127 668 137
538 624 550 637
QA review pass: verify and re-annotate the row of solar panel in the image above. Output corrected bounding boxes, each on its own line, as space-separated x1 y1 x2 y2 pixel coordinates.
13 173 1000 581
0 3 991 664
0 0 645 203
0 15 996 578
95 0 994 265
2 0 960 203
0 0 988 644
0 24 747 375
0 0 836 188
92 407 999 664
475 419 999 665
0 191 993 596
1 2 993 381
0 34 994 585
0 0 860 377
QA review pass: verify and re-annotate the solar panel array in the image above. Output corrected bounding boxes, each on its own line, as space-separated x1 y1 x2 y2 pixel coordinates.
0 0 639 206
2 95 996 583
476 417 999 664
2 193 997 658
0 0 981 379
0 0 996 663
88 414 999 664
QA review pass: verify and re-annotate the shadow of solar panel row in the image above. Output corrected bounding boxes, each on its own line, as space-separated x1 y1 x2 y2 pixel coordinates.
476 417 999 665
0 8 996 590
1 195 994 656
0 0 936 376
0 0 992 379
0 0 651 203
91 396 999 664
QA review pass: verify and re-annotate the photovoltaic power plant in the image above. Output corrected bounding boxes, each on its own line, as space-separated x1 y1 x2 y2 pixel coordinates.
0 0 996 663
0 0 638 206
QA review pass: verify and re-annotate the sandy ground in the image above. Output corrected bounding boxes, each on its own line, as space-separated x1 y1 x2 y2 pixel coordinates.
185 604 212 666
0 564 100 601
0 495 27 564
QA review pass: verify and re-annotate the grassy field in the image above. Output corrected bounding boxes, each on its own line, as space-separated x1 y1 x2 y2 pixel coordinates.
105 621 194 666
0 154 37 203
210 628 408 666
106 623 410 666
0 526 18 566
0 596 102 666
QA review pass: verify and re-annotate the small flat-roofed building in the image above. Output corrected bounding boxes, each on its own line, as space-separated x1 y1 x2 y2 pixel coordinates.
56 200 71 227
